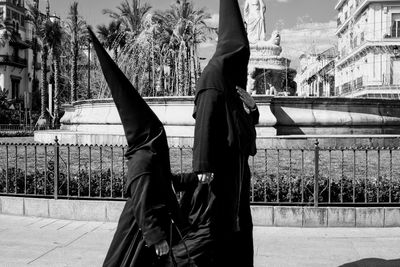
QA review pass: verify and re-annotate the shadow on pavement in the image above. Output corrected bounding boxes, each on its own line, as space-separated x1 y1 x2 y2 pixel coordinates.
340 258 400 267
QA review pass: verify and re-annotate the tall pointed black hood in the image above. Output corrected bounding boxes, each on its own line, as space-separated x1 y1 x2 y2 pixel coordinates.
196 0 250 94
194 0 255 156
88 27 171 184
214 0 249 59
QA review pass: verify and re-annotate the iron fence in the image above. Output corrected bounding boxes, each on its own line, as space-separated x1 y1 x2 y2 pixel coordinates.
1 138 400 206
0 124 49 132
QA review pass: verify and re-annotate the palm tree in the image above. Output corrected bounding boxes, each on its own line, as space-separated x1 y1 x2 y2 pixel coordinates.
63 2 86 103
97 20 123 59
26 2 44 122
103 0 151 35
100 0 152 94
40 19 63 127
101 0 151 62
37 26 49 125
153 0 214 96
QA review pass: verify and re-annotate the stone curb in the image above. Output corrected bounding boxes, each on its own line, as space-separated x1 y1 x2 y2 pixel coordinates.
1 197 399 227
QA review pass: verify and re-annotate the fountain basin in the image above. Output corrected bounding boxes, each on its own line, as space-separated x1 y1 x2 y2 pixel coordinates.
34 96 400 146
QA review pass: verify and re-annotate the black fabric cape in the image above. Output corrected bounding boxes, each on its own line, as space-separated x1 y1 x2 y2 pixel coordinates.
175 0 259 266
172 93 259 267
88 27 198 267
103 166 197 267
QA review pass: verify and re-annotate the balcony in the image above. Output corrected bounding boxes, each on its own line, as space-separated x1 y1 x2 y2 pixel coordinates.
339 74 400 97
0 55 27 68
336 0 368 35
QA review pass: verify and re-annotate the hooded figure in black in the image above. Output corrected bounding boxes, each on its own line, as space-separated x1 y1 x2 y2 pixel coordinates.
88 28 197 267
177 0 259 266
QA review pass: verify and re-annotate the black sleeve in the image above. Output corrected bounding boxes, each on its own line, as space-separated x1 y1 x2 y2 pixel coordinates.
171 172 198 192
250 106 260 125
193 89 223 173
128 174 170 247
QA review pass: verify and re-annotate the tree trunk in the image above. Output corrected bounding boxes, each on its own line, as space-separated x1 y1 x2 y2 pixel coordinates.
178 41 185 96
175 50 179 96
191 45 198 95
32 38 38 102
114 48 118 61
168 50 174 95
53 54 60 127
185 44 190 95
71 40 78 102
38 45 48 126
157 53 165 95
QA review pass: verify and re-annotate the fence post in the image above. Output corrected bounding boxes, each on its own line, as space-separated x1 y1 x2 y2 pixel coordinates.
54 136 60 200
314 139 320 207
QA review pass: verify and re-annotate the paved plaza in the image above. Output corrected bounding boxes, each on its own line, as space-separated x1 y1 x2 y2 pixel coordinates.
0 215 399 266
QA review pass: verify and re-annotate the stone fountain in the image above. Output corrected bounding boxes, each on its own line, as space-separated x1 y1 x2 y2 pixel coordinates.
244 0 297 95
32 0 400 146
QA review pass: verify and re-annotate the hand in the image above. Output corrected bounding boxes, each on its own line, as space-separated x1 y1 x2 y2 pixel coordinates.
237 86 256 110
197 173 214 184
154 239 169 256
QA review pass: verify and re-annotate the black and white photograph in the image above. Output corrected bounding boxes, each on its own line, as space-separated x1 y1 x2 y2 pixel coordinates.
0 0 400 266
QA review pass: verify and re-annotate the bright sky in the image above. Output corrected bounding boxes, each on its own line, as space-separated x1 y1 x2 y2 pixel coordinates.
44 0 339 68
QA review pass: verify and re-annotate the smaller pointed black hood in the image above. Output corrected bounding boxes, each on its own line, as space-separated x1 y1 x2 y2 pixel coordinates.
88 27 171 185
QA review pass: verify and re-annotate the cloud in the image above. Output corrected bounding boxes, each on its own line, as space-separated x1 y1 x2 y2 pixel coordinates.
279 20 337 68
198 18 337 71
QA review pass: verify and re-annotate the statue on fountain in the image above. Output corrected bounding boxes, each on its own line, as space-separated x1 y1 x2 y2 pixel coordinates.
266 30 281 46
244 3 297 96
244 0 267 43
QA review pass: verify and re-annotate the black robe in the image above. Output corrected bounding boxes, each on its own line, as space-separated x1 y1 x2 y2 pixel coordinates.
171 89 259 267
87 25 201 267
103 150 198 267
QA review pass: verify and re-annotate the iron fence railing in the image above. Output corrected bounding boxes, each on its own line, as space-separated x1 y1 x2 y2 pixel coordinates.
0 124 49 132
1 138 400 206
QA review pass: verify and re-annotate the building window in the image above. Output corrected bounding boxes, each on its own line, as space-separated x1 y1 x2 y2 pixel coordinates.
11 78 20 100
391 13 400 37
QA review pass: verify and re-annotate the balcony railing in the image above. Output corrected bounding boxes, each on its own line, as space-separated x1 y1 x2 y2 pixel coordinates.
0 55 27 68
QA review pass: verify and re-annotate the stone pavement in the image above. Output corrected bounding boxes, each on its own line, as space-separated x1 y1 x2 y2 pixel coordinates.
0 215 399 267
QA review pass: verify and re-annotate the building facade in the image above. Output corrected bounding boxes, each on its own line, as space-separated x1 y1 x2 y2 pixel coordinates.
335 0 400 99
297 47 337 97
0 0 44 113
